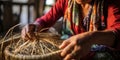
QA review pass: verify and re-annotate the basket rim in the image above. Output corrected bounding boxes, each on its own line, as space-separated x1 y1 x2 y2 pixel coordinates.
4 46 62 59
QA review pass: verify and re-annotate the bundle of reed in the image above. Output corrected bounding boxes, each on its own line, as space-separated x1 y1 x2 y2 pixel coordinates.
4 32 63 60
0 24 63 60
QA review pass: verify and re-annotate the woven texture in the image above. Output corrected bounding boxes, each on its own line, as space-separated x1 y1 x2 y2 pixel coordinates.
4 33 63 60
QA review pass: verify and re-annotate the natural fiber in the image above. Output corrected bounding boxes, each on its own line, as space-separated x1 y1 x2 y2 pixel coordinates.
0 24 63 60
0 24 21 60
4 33 63 60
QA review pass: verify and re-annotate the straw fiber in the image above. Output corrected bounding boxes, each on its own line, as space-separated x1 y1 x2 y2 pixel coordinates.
4 33 63 60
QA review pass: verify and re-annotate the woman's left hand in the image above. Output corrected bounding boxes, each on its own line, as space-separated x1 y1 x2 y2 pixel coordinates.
59 32 94 60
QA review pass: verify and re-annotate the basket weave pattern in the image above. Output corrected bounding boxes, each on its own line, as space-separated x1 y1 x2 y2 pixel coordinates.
4 33 63 60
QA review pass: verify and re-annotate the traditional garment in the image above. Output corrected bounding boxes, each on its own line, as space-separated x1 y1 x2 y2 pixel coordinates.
35 0 120 47
62 0 105 36
35 0 120 59
63 0 120 59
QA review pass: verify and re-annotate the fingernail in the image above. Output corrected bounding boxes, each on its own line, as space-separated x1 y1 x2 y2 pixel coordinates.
59 43 65 49
59 45 62 49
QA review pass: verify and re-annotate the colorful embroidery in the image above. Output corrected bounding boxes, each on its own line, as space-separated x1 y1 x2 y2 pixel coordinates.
62 0 105 36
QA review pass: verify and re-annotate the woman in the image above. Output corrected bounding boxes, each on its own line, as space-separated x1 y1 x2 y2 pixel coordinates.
21 0 120 60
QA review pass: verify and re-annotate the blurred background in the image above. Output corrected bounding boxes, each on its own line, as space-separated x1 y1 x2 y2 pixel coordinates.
0 0 62 35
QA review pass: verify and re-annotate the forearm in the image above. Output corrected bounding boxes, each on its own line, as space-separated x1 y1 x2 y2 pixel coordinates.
34 0 65 28
91 30 115 47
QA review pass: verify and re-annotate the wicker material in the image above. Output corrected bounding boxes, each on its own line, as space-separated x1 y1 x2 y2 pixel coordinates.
4 33 63 60
5 48 62 60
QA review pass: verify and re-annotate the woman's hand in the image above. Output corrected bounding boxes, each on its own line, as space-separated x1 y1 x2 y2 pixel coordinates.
59 32 93 60
59 30 115 60
21 24 42 41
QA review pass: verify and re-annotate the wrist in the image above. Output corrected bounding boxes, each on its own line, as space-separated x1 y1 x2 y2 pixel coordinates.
91 30 115 47
33 21 41 26
77 32 95 46
33 22 44 32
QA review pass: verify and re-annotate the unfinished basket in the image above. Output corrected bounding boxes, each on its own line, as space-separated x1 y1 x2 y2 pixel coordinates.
4 33 63 60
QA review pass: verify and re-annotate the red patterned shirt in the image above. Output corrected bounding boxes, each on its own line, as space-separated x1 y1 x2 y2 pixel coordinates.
35 0 120 49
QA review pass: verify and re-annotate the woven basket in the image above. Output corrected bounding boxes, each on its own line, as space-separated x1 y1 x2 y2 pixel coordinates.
4 33 63 60
4 48 62 60
0 35 20 60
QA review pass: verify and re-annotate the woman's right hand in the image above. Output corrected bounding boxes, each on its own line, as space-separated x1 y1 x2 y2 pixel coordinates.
21 24 42 41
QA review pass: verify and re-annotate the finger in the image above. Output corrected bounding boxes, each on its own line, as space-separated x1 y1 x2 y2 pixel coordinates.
72 46 81 59
21 27 25 39
64 54 73 60
24 33 32 40
21 27 29 40
59 40 70 49
61 43 74 57
23 28 33 41
64 55 78 60
64 46 81 60
25 24 36 41
26 33 32 40
21 24 36 41
28 24 36 32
